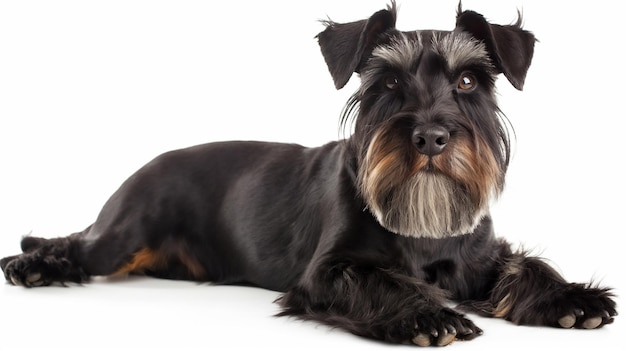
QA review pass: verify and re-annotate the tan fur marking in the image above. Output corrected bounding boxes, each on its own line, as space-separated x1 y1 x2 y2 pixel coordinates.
433 133 502 207
493 293 513 318
113 248 166 275
178 252 206 279
362 127 425 201
113 246 206 279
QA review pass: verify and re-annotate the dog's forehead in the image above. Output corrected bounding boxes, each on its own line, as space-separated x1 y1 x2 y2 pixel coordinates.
371 30 491 73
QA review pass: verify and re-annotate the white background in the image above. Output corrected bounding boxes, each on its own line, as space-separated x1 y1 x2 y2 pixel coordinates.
0 0 624 349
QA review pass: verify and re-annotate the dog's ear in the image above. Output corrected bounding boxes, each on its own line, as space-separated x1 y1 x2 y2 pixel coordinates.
317 3 397 89
456 9 536 90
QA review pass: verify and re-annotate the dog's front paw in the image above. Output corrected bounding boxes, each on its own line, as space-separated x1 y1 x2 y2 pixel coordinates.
552 284 617 329
411 307 482 347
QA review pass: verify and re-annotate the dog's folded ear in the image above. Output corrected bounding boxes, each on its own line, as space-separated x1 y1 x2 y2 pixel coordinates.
317 3 397 89
456 9 536 90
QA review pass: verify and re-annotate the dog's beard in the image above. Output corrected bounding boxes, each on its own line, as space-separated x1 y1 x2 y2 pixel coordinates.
358 126 502 239
366 172 487 238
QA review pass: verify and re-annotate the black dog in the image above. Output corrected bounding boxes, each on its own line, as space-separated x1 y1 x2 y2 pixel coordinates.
1 2 617 346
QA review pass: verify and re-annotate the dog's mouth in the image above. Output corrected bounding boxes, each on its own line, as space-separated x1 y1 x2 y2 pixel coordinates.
420 157 457 177
423 158 440 172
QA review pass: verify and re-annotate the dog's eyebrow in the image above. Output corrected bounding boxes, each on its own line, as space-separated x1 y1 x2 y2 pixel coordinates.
371 32 423 72
431 32 493 72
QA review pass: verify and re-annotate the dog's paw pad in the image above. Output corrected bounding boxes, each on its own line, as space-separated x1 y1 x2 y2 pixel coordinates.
582 316 603 329
411 328 457 347
558 314 576 328
557 307 614 329
412 333 431 347
26 272 41 283
559 314 576 329
26 272 46 287
436 328 456 346
412 309 480 346
558 308 583 328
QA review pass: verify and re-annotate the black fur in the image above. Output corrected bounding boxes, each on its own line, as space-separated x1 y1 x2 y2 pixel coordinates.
1 2 616 346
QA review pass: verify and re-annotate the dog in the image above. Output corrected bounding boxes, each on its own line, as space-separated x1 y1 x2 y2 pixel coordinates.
1 2 617 347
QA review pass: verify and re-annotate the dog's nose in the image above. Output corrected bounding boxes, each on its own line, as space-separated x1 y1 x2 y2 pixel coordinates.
412 126 450 156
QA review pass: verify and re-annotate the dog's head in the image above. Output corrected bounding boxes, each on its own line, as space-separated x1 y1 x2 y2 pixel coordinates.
318 2 535 238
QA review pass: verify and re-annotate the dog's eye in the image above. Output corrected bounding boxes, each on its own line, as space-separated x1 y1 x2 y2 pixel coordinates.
385 76 399 90
458 74 476 91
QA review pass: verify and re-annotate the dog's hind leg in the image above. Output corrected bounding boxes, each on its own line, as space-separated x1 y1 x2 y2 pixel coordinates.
0 179 148 287
1 150 210 286
1 141 272 288
0 216 176 287
0 182 162 287
0 207 193 287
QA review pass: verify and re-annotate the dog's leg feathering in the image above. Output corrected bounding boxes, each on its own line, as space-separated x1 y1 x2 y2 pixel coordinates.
277 262 482 346
458 244 617 329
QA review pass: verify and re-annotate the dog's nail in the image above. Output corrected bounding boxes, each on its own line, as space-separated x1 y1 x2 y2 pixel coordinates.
582 317 602 329
10 275 22 286
436 331 456 347
601 310 611 318
459 326 472 335
445 324 457 335
412 333 431 347
558 314 576 328
430 329 439 338
573 308 584 317
26 272 41 283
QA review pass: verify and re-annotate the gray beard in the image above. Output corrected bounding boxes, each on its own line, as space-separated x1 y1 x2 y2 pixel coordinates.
368 172 489 238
